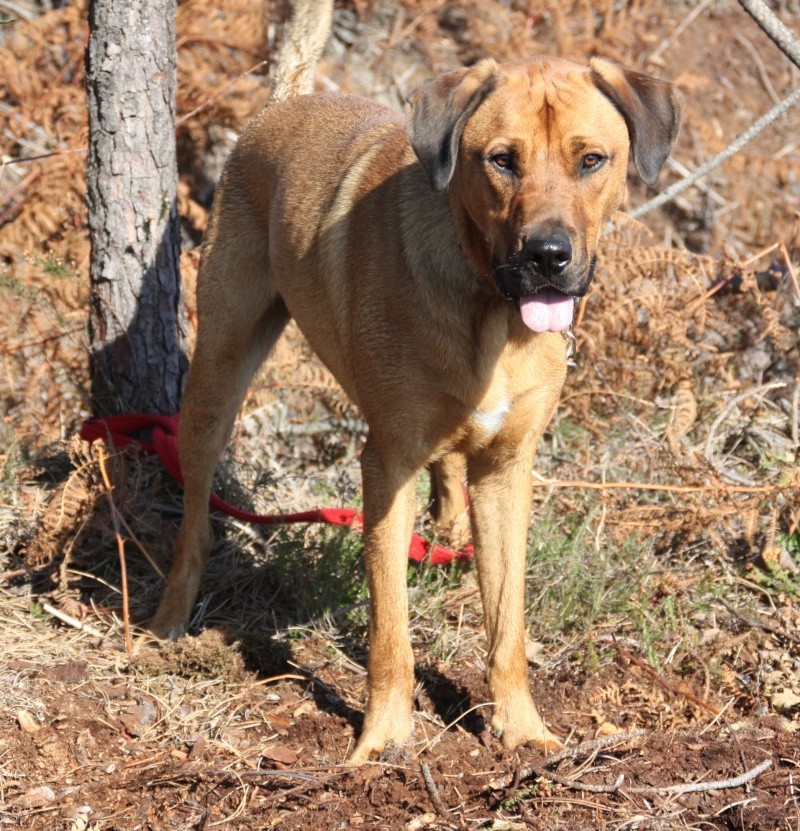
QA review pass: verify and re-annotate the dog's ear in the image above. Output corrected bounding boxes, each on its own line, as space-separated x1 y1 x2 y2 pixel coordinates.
406 60 498 192
590 58 682 187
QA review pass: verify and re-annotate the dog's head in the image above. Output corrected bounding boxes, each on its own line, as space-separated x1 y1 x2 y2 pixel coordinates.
406 57 681 333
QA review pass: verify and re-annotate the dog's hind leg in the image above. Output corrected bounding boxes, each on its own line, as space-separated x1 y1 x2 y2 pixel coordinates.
148 225 290 639
429 452 470 546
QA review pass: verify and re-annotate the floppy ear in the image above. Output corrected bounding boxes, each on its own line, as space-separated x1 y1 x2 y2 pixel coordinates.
406 60 498 192
590 57 682 187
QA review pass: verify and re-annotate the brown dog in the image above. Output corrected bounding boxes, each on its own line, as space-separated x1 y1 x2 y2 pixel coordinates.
149 42 680 760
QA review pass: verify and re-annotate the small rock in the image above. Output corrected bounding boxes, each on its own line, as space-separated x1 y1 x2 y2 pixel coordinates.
524 638 545 666
17 710 40 733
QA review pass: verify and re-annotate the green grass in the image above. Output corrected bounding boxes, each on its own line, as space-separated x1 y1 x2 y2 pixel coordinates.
525 510 646 634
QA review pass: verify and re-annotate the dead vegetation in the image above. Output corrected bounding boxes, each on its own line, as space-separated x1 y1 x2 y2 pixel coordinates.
1 1 800 829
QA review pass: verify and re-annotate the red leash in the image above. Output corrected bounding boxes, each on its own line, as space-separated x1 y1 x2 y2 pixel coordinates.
79 414 473 566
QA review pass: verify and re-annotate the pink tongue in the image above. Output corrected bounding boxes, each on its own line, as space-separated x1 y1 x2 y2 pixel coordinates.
519 290 575 333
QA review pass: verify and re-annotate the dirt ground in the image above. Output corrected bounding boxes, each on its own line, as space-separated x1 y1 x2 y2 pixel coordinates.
2 1 800 829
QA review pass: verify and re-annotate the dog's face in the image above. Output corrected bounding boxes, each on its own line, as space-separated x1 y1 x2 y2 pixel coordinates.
407 57 681 333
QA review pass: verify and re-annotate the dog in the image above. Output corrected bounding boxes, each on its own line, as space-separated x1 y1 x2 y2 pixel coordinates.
148 1 681 761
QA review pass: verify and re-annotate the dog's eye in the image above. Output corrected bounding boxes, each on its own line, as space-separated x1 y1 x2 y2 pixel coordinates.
581 153 606 173
490 153 514 173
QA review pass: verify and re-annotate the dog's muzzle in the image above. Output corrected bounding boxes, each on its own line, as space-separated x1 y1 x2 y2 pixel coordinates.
492 232 594 333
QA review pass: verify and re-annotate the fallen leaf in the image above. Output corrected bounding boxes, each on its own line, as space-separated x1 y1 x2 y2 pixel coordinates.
263 744 300 765
16 785 56 809
188 734 206 760
770 689 800 714
266 713 292 731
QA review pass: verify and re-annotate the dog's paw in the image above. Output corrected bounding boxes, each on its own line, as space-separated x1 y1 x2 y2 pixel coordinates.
145 612 188 642
434 510 471 549
349 710 414 763
491 695 562 752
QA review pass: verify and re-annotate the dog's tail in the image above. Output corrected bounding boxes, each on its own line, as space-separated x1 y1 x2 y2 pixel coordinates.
268 0 334 104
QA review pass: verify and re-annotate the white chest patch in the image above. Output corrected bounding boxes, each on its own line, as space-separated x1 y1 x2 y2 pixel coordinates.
473 397 510 440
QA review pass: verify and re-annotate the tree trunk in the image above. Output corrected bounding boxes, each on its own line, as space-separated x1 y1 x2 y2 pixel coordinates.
86 0 187 416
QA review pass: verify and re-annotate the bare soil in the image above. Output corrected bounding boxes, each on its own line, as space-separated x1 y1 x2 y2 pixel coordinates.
2 2 800 830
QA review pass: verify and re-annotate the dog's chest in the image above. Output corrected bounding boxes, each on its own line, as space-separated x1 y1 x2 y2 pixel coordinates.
470 392 511 444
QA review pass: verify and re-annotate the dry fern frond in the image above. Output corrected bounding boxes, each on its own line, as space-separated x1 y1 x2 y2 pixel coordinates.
24 436 103 570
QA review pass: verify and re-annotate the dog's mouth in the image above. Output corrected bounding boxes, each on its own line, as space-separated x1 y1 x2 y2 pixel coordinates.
518 289 576 333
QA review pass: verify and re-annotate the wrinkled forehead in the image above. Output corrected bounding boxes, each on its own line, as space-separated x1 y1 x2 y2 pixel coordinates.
467 59 629 145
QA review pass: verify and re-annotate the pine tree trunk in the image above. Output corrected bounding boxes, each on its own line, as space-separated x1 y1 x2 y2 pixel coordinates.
86 0 187 416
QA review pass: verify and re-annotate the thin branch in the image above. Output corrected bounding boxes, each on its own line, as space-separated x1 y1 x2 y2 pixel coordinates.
530 765 625 794
421 762 450 818
738 0 800 69
1 147 87 166
543 729 647 767
97 445 134 660
612 641 720 716
718 597 800 646
634 0 800 218
0 326 84 355
176 59 268 127
530 476 778 495
629 759 772 795
649 0 716 63
630 86 800 219
515 756 771 797
491 729 646 792
42 602 123 650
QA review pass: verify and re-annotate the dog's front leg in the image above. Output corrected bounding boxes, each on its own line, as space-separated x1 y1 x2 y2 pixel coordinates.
350 437 417 762
468 442 562 752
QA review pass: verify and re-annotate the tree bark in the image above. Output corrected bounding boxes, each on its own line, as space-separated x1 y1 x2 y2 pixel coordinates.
86 0 187 416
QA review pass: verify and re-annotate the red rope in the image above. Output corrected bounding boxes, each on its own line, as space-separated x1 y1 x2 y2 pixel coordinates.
79 414 473 566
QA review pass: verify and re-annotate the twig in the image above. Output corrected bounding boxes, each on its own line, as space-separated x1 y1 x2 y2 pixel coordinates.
704 382 786 482
649 0 716 63
421 762 449 818
737 0 800 69
780 241 800 302
512 755 771 797
113 510 166 581
414 702 494 756
0 326 84 355
529 765 625 794
176 59 268 127
718 597 800 646
491 729 645 791
612 641 720 715
41 602 123 650
630 86 800 219
530 476 777 495
684 242 781 315
629 759 772 795
543 728 647 767
735 32 782 106
0 167 40 208
97 445 133 661
1 147 87 166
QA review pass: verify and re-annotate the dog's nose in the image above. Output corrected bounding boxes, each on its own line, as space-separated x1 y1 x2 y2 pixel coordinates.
522 232 572 278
